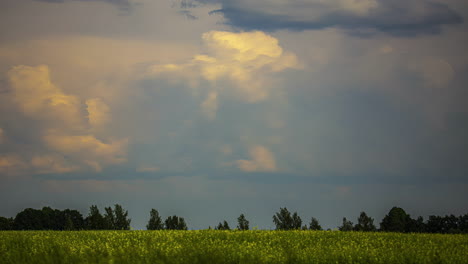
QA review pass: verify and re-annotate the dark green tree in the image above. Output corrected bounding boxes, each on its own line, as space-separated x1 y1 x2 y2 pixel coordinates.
85 205 105 230
445 214 461 233
104 206 116 230
14 208 44 230
273 207 302 230
62 209 84 230
64 215 75 230
0 217 14 230
165 215 188 230
354 212 376 232
216 220 230 230
237 214 249 230
380 207 411 232
459 214 468 233
40 207 64 230
147 209 164 230
114 204 131 230
407 216 426 233
309 217 323 230
292 212 302 229
338 217 354 231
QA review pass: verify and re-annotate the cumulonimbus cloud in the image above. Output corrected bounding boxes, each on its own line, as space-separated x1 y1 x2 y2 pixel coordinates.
2 65 128 175
148 30 300 119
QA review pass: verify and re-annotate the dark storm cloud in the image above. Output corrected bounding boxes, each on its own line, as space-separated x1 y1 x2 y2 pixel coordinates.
193 0 463 35
33 0 134 11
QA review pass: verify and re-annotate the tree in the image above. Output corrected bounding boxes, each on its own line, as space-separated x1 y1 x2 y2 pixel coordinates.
114 204 131 230
407 216 426 233
147 209 164 230
85 205 105 230
338 217 354 231
216 220 230 230
64 215 75 231
292 212 302 229
459 214 468 233
458 214 468 233
165 215 188 230
380 207 411 232
14 208 44 230
0 217 14 230
354 212 376 232
237 214 249 230
223 220 230 230
104 206 116 230
309 217 323 231
62 209 84 230
40 207 64 230
272 207 302 230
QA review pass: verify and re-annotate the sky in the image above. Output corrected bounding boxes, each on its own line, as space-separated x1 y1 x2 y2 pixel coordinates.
1 0 468 230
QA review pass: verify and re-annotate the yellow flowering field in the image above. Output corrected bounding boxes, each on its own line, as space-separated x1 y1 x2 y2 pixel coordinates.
1 230 467 264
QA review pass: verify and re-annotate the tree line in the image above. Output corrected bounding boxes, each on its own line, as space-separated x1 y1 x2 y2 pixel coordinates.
1 205 467 234
0 205 130 231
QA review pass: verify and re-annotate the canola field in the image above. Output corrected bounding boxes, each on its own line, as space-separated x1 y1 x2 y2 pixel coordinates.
1 230 467 264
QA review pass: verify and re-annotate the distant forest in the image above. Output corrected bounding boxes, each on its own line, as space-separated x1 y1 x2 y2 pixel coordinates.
0 205 467 234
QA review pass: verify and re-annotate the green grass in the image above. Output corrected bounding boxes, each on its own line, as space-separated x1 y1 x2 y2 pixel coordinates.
1 230 467 264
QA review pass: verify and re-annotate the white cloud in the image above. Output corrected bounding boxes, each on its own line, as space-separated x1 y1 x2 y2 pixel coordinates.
7 65 84 130
43 132 128 172
236 145 277 172
149 30 300 117
3 65 128 175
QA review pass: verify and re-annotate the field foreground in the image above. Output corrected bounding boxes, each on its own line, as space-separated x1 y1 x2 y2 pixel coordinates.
1 230 467 264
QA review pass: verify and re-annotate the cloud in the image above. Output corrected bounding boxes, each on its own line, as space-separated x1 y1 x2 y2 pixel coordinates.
219 145 232 155
33 0 134 12
236 145 277 172
42 179 145 193
0 155 28 177
43 132 128 172
7 65 84 130
0 128 4 144
136 166 160 173
149 30 299 118
200 91 218 120
408 57 455 88
86 98 111 128
31 155 79 174
193 0 463 35
2 65 128 175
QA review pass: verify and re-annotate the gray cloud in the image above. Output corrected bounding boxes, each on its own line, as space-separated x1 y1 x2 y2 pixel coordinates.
190 0 464 35
33 0 134 12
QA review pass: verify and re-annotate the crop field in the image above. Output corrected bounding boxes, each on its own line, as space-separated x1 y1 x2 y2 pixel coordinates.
1 230 467 264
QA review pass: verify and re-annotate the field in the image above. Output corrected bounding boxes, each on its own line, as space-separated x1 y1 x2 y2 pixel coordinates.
1 230 467 264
